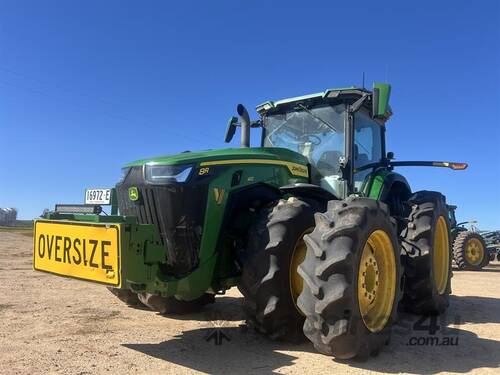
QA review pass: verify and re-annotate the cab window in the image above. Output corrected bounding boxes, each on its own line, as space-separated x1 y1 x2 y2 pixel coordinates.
353 111 383 191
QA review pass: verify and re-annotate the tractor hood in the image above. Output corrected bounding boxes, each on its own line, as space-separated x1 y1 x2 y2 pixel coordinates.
124 147 308 168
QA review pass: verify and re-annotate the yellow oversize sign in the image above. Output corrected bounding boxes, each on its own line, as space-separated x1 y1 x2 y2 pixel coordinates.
33 221 121 286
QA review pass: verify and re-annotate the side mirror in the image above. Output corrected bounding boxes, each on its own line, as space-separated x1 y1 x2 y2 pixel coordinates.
224 116 238 143
372 83 391 118
387 151 395 160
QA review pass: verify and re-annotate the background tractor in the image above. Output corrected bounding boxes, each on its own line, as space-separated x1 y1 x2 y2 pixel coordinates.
482 230 500 262
448 205 496 270
34 83 467 359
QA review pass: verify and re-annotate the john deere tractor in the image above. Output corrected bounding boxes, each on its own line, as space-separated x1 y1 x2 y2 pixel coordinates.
34 83 467 359
448 205 490 270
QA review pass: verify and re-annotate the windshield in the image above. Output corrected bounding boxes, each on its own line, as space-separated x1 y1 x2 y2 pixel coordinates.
263 104 346 177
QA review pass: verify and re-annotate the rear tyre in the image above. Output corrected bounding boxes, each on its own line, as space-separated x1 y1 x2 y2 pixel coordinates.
400 191 452 314
453 231 489 270
137 292 215 315
238 197 318 342
107 287 144 307
297 197 401 359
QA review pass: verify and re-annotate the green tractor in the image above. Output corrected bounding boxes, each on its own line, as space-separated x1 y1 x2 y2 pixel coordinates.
34 83 467 359
482 230 500 262
447 205 490 270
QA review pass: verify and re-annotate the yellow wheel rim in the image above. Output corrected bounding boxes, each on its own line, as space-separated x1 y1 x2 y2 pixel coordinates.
290 229 312 313
433 216 450 294
465 238 484 266
357 230 396 333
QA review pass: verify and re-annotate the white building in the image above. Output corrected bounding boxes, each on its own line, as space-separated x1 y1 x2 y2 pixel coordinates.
0 208 17 226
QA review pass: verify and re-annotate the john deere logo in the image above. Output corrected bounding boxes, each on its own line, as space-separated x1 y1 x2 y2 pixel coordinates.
128 187 139 201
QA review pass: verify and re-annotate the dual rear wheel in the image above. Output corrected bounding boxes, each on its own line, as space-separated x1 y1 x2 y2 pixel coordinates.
400 191 452 314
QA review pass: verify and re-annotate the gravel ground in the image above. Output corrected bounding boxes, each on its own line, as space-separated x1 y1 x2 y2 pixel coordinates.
0 230 499 374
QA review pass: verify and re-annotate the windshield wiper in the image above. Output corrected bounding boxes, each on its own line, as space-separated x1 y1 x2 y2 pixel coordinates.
296 104 338 133
265 119 290 146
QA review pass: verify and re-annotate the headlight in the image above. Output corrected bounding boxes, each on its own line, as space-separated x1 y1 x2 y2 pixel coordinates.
145 164 193 184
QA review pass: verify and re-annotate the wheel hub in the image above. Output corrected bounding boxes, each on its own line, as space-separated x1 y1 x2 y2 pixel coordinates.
465 238 484 265
357 230 396 333
360 251 380 305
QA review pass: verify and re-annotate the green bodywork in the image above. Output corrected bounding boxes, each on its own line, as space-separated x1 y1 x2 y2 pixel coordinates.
42 147 312 301
361 169 391 199
38 84 409 301
124 147 308 168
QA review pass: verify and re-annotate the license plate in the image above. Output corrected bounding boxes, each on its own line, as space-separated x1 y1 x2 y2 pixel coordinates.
85 188 112 205
33 220 121 286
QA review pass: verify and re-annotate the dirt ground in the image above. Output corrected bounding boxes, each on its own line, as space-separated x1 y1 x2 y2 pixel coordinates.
1 231 499 375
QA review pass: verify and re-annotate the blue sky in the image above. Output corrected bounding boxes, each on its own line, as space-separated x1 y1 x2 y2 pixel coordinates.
0 1 499 228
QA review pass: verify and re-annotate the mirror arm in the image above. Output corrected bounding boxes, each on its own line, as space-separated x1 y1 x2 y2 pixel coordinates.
250 120 262 128
350 93 369 113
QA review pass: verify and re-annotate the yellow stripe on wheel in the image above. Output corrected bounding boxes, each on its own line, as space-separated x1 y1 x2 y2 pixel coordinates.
433 216 450 294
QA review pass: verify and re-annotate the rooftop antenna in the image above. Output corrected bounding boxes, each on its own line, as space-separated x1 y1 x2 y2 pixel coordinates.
362 72 365 89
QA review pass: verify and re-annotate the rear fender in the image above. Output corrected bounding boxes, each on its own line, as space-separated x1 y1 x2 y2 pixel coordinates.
378 172 412 203
364 171 412 216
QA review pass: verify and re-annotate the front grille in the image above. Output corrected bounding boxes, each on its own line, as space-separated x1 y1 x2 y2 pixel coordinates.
116 167 208 277
134 188 164 237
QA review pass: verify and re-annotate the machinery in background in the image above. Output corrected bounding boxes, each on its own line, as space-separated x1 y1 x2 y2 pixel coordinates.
448 205 493 270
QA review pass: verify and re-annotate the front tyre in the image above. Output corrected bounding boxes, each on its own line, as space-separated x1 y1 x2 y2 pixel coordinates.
297 197 401 359
137 292 215 315
107 287 144 307
238 197 318 342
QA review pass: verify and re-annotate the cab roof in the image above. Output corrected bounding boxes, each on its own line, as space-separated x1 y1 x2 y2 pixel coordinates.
255 86 371 115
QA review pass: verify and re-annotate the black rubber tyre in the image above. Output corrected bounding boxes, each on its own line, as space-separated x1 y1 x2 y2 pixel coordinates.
297 197 401 359
107 287 144 307
137 292 215 315
400 191 452 315
238 197 318 342
453 231 489 270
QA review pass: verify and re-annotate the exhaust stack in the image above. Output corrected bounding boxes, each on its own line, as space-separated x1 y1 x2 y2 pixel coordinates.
237 104 250 148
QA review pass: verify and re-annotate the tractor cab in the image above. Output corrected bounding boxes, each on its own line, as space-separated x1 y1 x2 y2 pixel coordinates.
257 87 388 198
225 84 392 199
